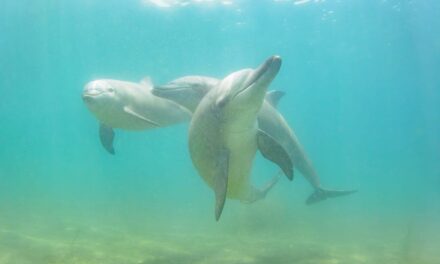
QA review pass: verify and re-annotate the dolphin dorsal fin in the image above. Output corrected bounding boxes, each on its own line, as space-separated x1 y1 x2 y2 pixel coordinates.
265 91 285 108
140 76 153 88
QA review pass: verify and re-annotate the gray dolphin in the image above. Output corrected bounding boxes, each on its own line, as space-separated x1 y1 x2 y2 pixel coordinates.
82 78 191 154
257 92 357 204
154 76 356 205
189 56 283 220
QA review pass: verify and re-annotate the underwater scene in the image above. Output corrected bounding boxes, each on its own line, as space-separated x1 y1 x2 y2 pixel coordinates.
1 0 439 263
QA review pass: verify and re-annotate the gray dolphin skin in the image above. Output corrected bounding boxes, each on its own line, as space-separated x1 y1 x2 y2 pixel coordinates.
152 76 219 112
82 78 191 154
154 74 356 205
153 76 221 113
257 92 357 204
188 56 283 221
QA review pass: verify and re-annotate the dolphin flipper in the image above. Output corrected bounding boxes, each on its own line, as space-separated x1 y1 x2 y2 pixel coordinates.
99 123 115 155
257 130 293 180
214 149 229 221
306 187 358 205
123 106 161 127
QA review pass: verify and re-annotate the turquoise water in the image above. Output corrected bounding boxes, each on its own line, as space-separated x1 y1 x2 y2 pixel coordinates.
1 0 439 263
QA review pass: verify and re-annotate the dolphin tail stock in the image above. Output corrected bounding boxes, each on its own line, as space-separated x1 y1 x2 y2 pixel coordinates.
306 187 357 205
242 171 282 204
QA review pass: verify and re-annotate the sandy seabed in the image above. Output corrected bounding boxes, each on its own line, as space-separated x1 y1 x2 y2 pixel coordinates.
0 218 438 264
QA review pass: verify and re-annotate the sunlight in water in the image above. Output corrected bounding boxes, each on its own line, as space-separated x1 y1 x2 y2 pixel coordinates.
142 0 321 8
142 0 234 8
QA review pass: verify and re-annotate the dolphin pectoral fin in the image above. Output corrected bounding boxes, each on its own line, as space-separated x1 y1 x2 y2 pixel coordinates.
99 123 115 155
242 172 281 203
257 130 293 181
123 106 161 127
214 149 229 221
265 90 285 108
306 187 358 205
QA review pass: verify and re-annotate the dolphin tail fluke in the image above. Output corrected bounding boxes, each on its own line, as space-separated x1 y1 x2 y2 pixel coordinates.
306 187 357 205
259 173 281 200
242 172 281 203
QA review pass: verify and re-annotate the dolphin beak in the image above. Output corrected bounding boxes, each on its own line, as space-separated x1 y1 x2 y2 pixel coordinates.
82 89 101 102
233 56 282 100
253 55 282 84
82 93 93 103
82 87 105 102
244 55 282 90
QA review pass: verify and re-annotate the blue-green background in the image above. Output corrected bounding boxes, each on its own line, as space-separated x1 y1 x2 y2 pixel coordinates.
0 0 439 263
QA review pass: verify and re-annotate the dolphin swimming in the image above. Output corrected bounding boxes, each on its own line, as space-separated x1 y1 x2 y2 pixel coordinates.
257 92 357 204
152 75 219 113
154 76 356 205
188 56 283 220
82 78 191 154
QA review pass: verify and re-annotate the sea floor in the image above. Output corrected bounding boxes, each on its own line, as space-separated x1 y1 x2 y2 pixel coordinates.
0 213 438 264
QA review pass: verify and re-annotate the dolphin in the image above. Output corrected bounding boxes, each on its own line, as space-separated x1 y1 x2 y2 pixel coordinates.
154 78 356 205
152 75 219 113
257 92 357 204
82 78 191 154
188 56 283 220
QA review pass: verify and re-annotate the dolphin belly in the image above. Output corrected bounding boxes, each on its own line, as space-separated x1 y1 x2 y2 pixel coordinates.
189 105 257 201
188 56 282 220
93 108 157 130
224 129 257 199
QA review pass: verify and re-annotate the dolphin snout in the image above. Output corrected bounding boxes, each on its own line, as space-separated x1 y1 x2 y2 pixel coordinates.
246 55 282 88
263 55 282 76
83 88 103 96
82 93 93 103
82 87 101 103
82 85 105 103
